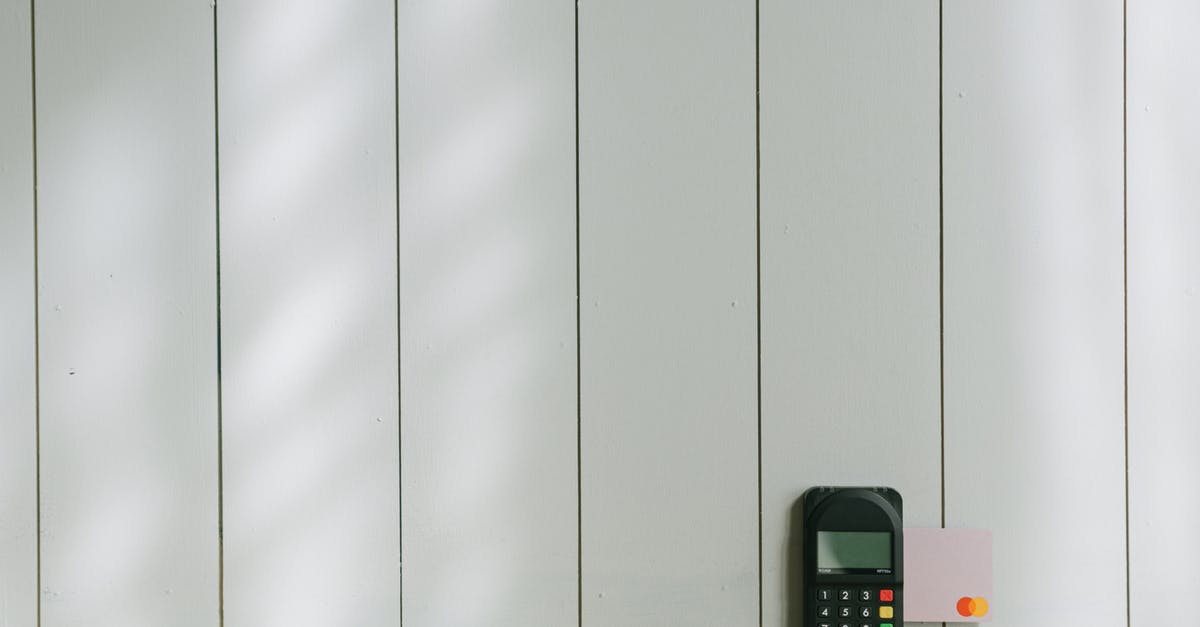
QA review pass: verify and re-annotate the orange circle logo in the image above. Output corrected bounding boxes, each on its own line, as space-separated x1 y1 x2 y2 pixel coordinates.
956 596 989 617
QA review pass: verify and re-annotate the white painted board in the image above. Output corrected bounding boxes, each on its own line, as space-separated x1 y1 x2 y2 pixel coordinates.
1128 2 1200 625
579 1 758 625
943 2 1126 625
397 0 578 624
759 2 941 626
218 0 400 625
0 2 36 625
34 1 219 625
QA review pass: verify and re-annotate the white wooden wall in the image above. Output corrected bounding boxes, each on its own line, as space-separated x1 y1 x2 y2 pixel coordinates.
580 2 756 625
761 4 941 627
1 2 1196 626
1127 1 1200 625
35 3 219 627
943 3 1127 626
1 3 36 626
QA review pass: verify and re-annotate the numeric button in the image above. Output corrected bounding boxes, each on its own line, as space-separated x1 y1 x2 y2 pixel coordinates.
859 589 873 602
817 606 832 618
817 589 833 602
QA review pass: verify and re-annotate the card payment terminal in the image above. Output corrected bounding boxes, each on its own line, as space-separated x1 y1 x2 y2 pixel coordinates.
803 487 903 627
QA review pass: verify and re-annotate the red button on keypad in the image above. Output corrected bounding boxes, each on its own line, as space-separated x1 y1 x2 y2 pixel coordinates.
879 589 894 602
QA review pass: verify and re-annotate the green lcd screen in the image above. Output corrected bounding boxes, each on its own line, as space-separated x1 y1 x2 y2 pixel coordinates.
816 531 892 570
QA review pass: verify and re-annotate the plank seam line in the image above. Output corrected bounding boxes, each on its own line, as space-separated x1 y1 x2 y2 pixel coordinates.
575 0 583 623
754 0 764 624
1122 0 1131 624
212 3 225 625
394 0 403 623
938 2 946 623
30 0 41 624
937 0 946 534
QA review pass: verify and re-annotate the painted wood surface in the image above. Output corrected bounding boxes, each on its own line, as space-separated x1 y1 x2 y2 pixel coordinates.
759 3 942 627
396 0 577 625
579 2 758 625
0 2 36 625
34 1 219 625
4 3 1200 625
217 1 400 625
1128 2 1200 624
942 2 1127 625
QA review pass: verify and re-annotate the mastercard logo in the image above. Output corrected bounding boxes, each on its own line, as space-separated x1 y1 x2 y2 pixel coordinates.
957 596 989 617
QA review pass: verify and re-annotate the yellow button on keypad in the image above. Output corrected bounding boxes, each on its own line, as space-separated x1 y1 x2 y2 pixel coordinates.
879 606 894 619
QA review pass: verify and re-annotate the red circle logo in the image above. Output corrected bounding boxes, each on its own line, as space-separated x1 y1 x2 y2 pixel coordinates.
957 596 989 617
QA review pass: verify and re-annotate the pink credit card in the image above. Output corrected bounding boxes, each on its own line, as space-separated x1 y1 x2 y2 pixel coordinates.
904 528 993 622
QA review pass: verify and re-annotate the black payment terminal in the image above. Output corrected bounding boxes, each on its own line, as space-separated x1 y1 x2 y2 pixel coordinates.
803 487 902 627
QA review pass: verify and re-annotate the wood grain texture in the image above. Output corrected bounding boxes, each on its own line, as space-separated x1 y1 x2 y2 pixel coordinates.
943 2 1126 625
0 2 36 625
34 1 219 625
759 2 941 626
397 0 577 624
1128 2 1200 624
579 2 757 624
218 1 400 624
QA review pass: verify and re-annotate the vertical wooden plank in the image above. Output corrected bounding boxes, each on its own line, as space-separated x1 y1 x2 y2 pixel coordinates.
219 0 399 625
759 2 941 626
578 1 757 624
35 1 218 625
397 0 576 624
0 2 36 625
943 2 1126 625
1128 2 1200 624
